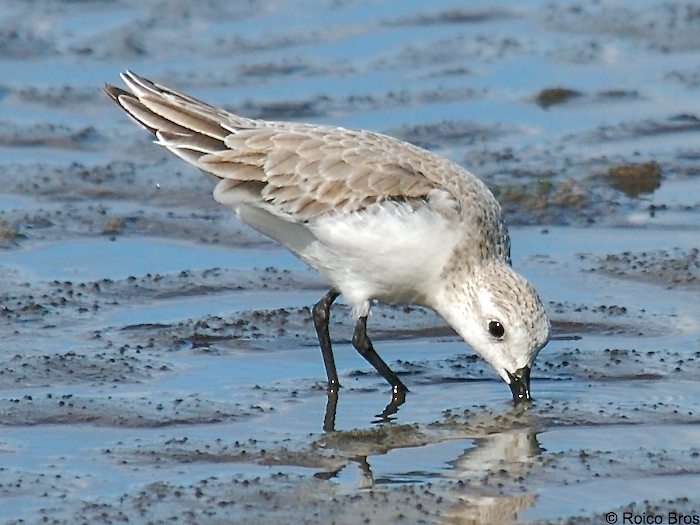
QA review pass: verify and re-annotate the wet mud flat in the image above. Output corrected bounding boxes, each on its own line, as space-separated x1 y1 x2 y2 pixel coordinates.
1 0 700 523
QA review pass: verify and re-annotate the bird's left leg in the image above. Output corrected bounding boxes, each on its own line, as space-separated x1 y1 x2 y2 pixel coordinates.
312 290 340 393
313 290 341 431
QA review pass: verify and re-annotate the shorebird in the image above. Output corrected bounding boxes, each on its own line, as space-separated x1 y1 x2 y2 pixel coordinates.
105 71 550 411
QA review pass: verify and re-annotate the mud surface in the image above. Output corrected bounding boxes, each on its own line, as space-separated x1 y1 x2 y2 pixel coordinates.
1 1 700 524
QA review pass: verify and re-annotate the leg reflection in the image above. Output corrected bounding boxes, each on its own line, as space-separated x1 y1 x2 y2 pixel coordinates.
313 456 373 488
322 385 408 431
373 385 407 424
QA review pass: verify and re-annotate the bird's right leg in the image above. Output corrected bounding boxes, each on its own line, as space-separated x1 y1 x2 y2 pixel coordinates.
351 315 408 422
312 290 340 394
351 315 408 395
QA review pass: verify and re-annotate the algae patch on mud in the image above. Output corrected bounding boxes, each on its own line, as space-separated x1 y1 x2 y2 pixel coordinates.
602 162 663 198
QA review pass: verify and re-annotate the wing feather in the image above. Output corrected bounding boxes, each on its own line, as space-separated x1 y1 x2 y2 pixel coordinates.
104 71 482 223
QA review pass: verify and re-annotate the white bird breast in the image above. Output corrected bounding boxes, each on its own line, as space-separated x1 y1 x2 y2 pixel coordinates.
304 200 461 312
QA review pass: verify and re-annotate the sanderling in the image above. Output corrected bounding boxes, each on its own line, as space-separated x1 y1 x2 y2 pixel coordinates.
105 71 550 408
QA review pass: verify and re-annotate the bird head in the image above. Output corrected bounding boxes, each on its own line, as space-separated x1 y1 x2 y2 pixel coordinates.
436 262 550 403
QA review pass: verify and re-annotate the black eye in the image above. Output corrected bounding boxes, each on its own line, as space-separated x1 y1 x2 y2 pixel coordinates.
488 320 505 339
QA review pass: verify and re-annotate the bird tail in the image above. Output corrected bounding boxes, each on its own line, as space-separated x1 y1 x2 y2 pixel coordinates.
104 71 246 174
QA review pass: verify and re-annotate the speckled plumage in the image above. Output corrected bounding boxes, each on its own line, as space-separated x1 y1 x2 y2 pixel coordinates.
105 71 550 395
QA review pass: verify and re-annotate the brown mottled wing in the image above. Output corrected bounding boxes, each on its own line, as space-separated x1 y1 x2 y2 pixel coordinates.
104 71 452 221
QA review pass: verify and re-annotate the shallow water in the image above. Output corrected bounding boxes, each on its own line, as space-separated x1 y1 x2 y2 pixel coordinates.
0 237 303 281
1 0 700 524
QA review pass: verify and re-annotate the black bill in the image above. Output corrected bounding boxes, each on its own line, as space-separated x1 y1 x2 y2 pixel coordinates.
507 366 531 403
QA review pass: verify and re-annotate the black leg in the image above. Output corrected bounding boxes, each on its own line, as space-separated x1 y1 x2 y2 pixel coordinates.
323 388 339 432
312 290 340 394
351 316 409 394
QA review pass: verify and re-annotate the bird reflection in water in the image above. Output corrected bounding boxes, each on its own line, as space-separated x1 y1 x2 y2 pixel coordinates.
316 404 543 523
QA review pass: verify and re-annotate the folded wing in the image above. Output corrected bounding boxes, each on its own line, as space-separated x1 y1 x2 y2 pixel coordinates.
104 71 452 222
